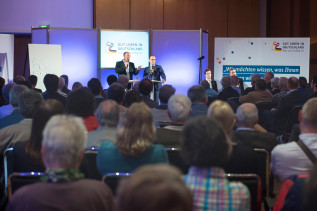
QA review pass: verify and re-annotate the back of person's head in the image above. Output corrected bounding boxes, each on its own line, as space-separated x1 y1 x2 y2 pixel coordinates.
187 85 206 103
182 116 231 168
132 81 141 92
255 79 267 91
288 77 299 89
118 75 129 89
158 84 176 104
139 79 153 96
27 99 65 165
207 100 235 135
107 82 125 104
2 82 15 103
251 73 261 85
87 78 102 96
271 77 280 89
60 75 69 86
14 75 25 83
28 75 38 86
58 77 65 90
125 90 142 108
96 99 119 127
279 77 288 90
116 164 193 211
107 75 117 86
299 76 307 89
236 103 258 128
42 115 86 169
18 90 43 118
167 94 192 123
66 87 95 117
43 74 59 92
9 85 28 107
221 75 232 88
17 80 32 89
71 82 83 91
231 75 239 85
116 102 155 157
264 71 274 82
200 80 210 90
301 98 317 129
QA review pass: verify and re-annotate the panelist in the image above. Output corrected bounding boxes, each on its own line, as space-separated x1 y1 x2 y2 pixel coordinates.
143 55 166 102
115 51 141 89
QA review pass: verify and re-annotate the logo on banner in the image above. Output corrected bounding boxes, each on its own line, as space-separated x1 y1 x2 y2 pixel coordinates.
272 41 282 51
106 42 117 53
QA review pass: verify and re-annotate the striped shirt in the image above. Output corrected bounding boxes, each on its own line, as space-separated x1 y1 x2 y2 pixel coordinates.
184 167 250 211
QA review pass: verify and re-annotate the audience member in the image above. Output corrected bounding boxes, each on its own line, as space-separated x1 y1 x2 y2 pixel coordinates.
229 68 244 92
7 115 114 211
42 74 66 105
0 90 43 153
87 78 104 109
264 71 274 90
182 116 250 210
139 79 158 108
310 75 317 98
107 75 117 86
66 87 99 131
0 83 15 118
270 77 280 95
60 74 71 94
71 81 83 91
233 103 277 151
243 73 261 95
13 75 25 83
0 85 28 129
217 75 240 101
231 75 242 95
12 99 64 172
28 75 42 93
271 77 288 107
97 102 168 175
271 98 317 182
187 85 208 118
201 68 218 92
87 100 119 147
107 82 126 116
57 77 67 97
118 75 129 91
116 164 192 211
0 77 5 105
124 90 142 108
155 94 192 148
200 80 217 97
151 85 175 122
239 79 273 104
299 76 309 95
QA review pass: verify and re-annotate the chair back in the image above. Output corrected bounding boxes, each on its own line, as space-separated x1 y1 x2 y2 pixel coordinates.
280 105 303 143
103 173 132 195
165 148 189 174
8 172 44 199
156 121 173 128
254 148 271 197
79 148 102 180
3 148 13 196
227 173 262 211
256 101 273 127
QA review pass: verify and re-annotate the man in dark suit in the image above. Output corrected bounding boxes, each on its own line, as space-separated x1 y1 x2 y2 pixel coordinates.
201 69 218 92
233 103 278 152
229 68 244 93
115 51 141 89
217 75 240 101
143 55 166 102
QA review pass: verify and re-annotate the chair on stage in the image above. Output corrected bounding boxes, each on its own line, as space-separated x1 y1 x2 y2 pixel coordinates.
8 172 44 199
79 147 102 180
227 173 262 211
165 148 189 174
102 173 132 195
278 105 303 143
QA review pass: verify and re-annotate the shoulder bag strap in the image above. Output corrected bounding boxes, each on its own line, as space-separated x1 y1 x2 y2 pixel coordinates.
296 139 317 164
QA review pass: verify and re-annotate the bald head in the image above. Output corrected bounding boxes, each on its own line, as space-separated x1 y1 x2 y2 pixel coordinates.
279 77 288 90
236 103 258 128
96 99 120 127
288 77 299 90
301 98 317 132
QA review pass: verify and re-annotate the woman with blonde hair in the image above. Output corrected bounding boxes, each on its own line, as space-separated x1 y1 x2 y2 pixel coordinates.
97 102 168 175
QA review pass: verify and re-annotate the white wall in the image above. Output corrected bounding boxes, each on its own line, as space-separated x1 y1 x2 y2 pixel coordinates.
0 34 14 83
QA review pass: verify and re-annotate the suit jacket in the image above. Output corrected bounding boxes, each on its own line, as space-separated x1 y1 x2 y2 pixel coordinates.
238 78 244 92
201 79 218 92
217 87 240 101
239 90 273 104
232 129 278 152
143 65 166 91
115 60 139 80
273 89 309 134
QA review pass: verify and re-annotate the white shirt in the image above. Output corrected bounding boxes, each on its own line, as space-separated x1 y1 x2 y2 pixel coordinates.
123 59 130 79
271 133 317 182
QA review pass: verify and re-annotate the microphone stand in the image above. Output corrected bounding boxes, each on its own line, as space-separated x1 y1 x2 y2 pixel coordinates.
198 56 205 84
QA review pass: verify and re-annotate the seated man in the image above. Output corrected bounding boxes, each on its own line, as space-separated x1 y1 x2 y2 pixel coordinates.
182 116 250 210
7 115 114 211
42 74 66 105
155 94 192 148
239 79 273 104
87 100 119 147
139 79 158 108
243 73 261 95
217 75 240 101
87 78 104 110
201 68 218 92
271 98 317 182
270 77 280 95
233 103 278 152
187 85 208 118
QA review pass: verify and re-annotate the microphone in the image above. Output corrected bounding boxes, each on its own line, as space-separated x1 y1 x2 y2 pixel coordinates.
197 56 205 60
